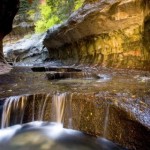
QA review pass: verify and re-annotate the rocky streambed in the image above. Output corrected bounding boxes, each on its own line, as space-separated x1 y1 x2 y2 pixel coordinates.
0 1 150 149
0 66 150 150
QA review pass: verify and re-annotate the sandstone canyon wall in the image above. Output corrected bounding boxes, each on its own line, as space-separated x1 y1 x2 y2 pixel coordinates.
44 0 150 70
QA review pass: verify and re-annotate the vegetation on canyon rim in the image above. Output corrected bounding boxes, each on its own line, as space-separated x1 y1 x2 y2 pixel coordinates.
19 0 84 32
19 0 150 33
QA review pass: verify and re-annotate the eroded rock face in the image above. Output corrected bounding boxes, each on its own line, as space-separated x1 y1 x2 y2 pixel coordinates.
0 66 149 149
43 0 150 70
0 92 149 150
70 93 150 150
4 33 49 66
0 0 19 73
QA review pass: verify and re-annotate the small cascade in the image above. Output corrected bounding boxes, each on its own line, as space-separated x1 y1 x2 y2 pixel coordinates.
39 94 51 120
0 94 52 128
103 104 110 138
83 71 93 79
51 92 73 127
32 95 35 121
68 93 73 128
1 92 72 128
51 93 67 124
1 96 27 128
26 93 52 122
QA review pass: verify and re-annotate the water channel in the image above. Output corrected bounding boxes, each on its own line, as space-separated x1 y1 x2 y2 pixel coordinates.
0 66 150 150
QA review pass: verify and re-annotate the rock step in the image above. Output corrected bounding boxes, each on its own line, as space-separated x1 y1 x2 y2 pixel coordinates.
31 67 82 72
46 72 98 80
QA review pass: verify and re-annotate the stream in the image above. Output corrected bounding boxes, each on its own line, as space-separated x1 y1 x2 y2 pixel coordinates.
0 65 150 150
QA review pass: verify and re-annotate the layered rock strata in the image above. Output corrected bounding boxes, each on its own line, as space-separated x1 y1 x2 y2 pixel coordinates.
44 0 150 70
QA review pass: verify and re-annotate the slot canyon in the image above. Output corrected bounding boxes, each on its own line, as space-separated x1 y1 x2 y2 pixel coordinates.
0 0 150 150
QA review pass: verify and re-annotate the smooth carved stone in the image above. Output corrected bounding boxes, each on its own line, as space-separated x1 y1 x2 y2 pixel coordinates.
0 92 149 150
43 0 150 70
43 0 143 49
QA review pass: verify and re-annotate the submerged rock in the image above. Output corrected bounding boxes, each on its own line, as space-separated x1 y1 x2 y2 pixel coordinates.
43 0 150 70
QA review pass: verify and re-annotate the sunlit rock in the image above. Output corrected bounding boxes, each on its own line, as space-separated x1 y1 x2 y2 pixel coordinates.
4 33 49 66
43 0 150 70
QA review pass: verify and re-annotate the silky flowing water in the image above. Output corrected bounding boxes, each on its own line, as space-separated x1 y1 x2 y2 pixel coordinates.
1 96 27 128
1 93 70 128
0 91 127 150
0 122 127 150
103 104 110 138
0 66 150 150
52 93 67 123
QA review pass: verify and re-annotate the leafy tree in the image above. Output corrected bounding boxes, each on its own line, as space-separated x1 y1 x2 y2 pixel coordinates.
35 0 84 33
35 4 60 32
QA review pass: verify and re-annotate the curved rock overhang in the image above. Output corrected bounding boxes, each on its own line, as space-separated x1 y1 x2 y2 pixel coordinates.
43 0 150 70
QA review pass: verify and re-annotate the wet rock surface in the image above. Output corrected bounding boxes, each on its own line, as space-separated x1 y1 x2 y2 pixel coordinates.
0 0 150 150
0 66 150 150
0 66 150 98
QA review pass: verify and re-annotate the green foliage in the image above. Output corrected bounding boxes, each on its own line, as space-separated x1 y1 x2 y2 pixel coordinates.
18 0 84 33
35 4 60 32
74 0 84 11
35 0 84 33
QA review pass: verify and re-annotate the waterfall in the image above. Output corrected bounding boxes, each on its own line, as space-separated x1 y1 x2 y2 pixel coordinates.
1 96 27 128
1 92 71 128
39 94 51 120
68 93 73 128
32 95 35 121
51 93 67 124
0 94 52 128
103 104 110 138
28 94 51 122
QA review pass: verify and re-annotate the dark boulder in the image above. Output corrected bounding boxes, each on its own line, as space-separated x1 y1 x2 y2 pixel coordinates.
0 0 19 74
